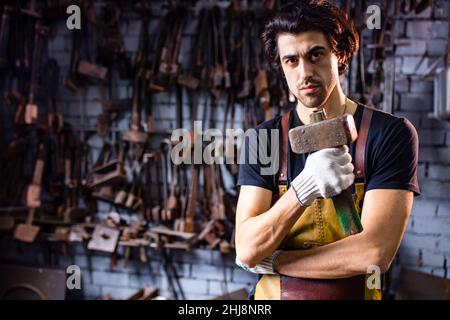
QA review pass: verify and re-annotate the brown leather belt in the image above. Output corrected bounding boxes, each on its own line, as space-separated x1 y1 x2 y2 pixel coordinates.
281 275 366 300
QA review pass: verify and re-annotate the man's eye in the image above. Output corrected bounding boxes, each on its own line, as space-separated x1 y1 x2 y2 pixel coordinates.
310 52 323 61
285 57 298 65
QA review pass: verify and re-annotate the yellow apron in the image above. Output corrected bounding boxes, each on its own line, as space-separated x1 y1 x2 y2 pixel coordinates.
254 182 381 300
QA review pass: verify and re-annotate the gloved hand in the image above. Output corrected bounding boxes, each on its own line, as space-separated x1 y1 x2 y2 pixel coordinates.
291 145 354 206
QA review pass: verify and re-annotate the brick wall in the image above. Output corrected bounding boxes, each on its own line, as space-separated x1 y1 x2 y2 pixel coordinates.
392 0 450 280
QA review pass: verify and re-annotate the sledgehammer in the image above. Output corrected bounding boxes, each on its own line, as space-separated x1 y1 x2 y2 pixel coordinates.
289 110 363 236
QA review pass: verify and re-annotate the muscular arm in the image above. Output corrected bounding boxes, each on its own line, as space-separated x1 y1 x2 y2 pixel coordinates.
273 189 414 278
235 185 306 267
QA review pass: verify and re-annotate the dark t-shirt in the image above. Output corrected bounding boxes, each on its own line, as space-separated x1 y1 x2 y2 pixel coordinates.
237 103 420 196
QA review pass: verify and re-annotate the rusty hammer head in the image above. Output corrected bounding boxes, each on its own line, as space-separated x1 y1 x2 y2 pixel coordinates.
288 112 358 154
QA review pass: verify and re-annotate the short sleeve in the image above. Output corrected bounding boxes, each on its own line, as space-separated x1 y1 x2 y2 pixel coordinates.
366 118 420 195
237 128 275 192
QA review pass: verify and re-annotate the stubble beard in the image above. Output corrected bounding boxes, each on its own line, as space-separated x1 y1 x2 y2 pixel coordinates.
297 87 327 110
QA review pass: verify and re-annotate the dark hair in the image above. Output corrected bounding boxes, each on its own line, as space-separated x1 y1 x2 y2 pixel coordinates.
261 0 359 75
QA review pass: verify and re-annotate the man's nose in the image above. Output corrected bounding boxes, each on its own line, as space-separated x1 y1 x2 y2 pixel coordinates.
295 58 314 81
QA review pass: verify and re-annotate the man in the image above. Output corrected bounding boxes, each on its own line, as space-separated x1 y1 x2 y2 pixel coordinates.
235 0 420 300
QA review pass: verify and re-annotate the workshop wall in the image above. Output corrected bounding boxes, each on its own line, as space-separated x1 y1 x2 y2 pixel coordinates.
0 0 258 300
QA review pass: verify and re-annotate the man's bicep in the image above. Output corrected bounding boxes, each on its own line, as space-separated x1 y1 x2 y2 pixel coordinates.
236 185 273 227
361 189 414 259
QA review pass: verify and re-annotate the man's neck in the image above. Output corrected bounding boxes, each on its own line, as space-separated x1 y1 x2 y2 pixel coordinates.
296 84 356 124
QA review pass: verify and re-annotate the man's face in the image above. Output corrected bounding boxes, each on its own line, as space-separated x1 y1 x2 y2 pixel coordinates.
277 31 341 109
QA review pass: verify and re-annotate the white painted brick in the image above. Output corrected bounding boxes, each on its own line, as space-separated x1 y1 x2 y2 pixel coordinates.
394 20 405 37
400 232 439 251
428 164 450 180
409 216 450 235
437 201 450 218
74 255 89 269
395 39 427 56
90 255 113 271
394 78 409 93
426 39 449 56
401 57 424 75
191 264 232 281
92 271 129 287
80 269 92 285
400 93 432 111
184 293 211 300
419 147 450 163
152 103 177 120
415 57 436 76
409 79 433 93
417 163 426 181
83 284 102 299
171 249 212 264
210 251 237 268
129 274 161 289
431 21 449 39
411 199 438 217
178 278 208 295
420 113 450 129
406 21 447 39
418 129 446 146
419 180 450 200
423 249 446 268
207 280 251 297
398 248 445 268
153 92 173 105
231 267 258 284
406 21 433 38
437 235 450 253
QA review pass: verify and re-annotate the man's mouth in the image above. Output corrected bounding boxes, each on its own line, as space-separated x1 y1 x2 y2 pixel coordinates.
299 85 319 94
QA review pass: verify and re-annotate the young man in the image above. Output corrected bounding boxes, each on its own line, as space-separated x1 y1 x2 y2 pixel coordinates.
235 0 420 300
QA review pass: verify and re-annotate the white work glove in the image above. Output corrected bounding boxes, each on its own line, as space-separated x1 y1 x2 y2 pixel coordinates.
235 250 284 275
291 145 354 206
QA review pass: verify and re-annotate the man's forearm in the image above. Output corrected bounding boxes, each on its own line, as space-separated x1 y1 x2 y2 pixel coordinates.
274 232 382 279
236 188 305 267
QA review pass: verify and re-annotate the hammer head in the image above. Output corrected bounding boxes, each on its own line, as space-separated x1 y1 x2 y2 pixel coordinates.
289 114 358 154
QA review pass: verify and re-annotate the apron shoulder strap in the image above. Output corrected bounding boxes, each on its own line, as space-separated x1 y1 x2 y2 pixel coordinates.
355 106 374 180
278 111 291 184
